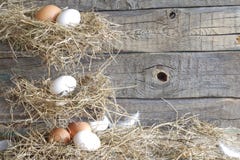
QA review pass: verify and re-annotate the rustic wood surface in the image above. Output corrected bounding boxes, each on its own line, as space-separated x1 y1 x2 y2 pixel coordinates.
1 51 240 126
2 52 240 99
1 1 240 127
6 0 240 10
76 0 240 10
102 52 240 99
103 6 240 52
117 98 240 127
1 6 240 52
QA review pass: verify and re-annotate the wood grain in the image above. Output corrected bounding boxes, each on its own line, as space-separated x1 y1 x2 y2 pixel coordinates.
1 1 240 128
103 6 240 52
117 98 240 127
78 0 240 10
1 51 240 99
102 52 240 99
1 6 240 52
1 96 240 127
7 0 240 10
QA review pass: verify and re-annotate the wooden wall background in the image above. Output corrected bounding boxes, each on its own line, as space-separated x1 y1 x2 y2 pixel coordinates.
1 0 240 127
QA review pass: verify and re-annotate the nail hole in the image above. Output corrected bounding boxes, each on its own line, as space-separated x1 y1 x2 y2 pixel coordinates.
169 11 176 19
157 71 168 82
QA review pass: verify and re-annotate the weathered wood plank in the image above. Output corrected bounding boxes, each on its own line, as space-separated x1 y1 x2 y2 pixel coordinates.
117 98 240 127
78 0 240 10
103 52 240 99
7 0 240 10
1 97 240 128
118 98 240 127
0 6 240 52
1 51 240 99
103 6 240 52
0 97 26 123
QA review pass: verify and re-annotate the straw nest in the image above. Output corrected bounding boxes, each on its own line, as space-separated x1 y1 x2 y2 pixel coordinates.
0 4 122 70
4 72 123 127
1 115 230 160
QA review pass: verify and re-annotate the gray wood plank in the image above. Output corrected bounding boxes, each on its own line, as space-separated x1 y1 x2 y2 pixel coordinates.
103 6 240 52
102 52 240 99
1 6 240 52
1 97 240 128
117 98 240 127
77 0 240 10
7 0 240 10
1 52 240 99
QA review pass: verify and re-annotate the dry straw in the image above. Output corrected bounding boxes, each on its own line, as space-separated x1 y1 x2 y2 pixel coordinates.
4 72 124 127
0 4 122 70
2 115 229 160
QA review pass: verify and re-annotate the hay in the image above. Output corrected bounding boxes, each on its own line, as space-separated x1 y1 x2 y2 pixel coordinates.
5 72 124 127
1 115 230 160
0 4 122 70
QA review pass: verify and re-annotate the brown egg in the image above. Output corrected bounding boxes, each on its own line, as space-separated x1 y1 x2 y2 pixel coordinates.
67 122 91 138
48 128 70 144
35 5 61 22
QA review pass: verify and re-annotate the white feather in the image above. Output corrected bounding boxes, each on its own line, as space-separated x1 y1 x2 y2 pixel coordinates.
219 142 240 158
89 116 110 131
0 140 10 151
117 111 140 127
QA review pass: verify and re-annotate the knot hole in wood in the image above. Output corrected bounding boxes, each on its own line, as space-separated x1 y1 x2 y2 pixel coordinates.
169 11 176 19
157 71 168 82
151 67 170 85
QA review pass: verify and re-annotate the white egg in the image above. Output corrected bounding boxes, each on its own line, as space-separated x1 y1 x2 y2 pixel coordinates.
73 130 101 151
90 116 110 132
56 9 81 26
50 75 77 96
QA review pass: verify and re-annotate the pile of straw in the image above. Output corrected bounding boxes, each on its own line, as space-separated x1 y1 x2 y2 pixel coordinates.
0 4 122 70
5 72 123 126
2 116 229 160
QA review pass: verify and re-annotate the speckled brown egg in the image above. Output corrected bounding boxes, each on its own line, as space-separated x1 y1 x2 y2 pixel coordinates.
48 128 70 144
35 5 61 22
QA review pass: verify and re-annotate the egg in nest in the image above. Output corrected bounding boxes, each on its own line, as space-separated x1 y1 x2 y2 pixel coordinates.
67 122 91 138
35 5 61 22
49 75 77 96
56 9 81 26
48 128 71 144
73 130 101 151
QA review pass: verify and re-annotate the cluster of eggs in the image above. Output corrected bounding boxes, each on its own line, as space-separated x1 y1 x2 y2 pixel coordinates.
35 4 81 26
33 4 106 152
49 75 110 131
48 75 110 151
48 122 101 151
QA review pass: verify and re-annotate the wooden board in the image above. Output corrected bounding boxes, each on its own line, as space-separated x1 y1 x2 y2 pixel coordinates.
1 6 240 52
7 0 240 10
1 96 240 128
77 0 240 10
1 2 240 127
1 51 240 123
97 52 240 99
103 6 240 52
117 98 240 127
1 51 240 99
